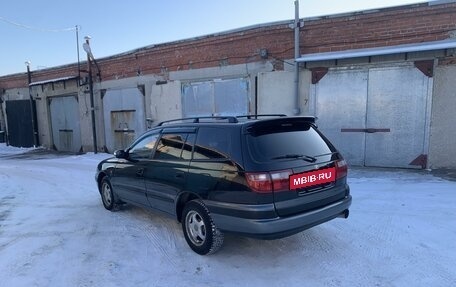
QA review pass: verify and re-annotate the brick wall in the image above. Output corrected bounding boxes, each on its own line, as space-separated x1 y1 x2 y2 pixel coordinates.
0 66 80 91
301 2 456 53
1 1 455 89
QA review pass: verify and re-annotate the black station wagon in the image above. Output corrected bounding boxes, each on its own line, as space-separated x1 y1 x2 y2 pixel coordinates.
95 115 352 255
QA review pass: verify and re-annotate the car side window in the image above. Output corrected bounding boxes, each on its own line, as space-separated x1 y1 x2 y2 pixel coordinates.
181 134 195 160
128 133 159 160
153 133 192 161
193 127 230 160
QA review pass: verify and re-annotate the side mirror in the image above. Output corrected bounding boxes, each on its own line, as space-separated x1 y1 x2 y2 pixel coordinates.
114 150 127 159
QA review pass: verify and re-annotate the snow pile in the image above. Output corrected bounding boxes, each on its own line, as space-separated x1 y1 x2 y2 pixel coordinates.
0 143 36 155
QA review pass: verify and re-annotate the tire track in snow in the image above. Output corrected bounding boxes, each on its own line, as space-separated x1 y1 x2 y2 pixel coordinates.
314 231 366 286
5 235 65 278
115 207 181 268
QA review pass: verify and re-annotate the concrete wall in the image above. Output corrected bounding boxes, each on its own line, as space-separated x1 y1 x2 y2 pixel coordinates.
1 88 29 101
258 70 311 116
3 60 456 171
429 64 456 169
0 101 5 133
77 83 99 152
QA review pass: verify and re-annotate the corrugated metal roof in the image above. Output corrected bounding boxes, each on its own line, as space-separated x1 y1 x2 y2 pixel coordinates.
29 76 78 86
296 39 456 62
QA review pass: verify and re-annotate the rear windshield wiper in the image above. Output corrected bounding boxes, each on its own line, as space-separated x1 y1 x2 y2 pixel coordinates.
271 154 317 162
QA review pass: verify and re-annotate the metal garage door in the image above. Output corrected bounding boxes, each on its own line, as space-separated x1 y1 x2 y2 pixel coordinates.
5 100 35 148
103 87 145 152
182 78 249 117
312 64 431 168
312 69 368 166
49 95 82 152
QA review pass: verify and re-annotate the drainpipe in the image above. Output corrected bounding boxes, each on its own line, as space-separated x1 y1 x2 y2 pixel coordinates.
293 0 301 115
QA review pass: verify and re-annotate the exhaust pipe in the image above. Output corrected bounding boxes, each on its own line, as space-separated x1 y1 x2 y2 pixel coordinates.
338 209 349 219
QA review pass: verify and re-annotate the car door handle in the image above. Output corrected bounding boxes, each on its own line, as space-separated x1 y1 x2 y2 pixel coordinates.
136 168 144 177
175 172 184 178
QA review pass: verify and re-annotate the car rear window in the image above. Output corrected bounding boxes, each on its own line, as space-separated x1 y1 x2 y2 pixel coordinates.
246 122 334 163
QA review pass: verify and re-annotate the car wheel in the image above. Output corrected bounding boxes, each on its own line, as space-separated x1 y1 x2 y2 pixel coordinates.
182 200 224 255
100 178 118 211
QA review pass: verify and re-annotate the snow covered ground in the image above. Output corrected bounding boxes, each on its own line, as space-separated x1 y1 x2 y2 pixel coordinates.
0 143 455 287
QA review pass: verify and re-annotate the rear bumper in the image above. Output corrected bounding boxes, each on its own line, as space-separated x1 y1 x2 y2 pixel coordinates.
207 195 352 239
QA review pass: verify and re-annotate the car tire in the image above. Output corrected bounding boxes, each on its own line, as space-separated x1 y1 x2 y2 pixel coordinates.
100 178 119 211
182 200 224 255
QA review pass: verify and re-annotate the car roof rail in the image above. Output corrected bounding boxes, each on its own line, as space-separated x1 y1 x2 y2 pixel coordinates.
236 114 287 120
157 116 238 126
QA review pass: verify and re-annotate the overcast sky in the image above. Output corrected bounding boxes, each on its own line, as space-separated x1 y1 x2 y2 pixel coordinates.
0 0 434 76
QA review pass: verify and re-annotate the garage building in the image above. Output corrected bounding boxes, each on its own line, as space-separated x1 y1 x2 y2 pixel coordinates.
0 0 455 169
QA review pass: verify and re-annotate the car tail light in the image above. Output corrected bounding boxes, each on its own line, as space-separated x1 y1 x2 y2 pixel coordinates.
335 159 348 179
245 173 272 193
270 170 292 192
246 170 292 193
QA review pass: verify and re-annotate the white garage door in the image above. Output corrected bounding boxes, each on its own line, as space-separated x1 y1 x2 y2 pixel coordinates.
182 78 249 117
102 87 146 152
312 64 431 168
49 95 82 153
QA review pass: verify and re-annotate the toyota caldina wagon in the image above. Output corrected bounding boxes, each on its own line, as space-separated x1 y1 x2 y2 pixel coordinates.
95 115 352 255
